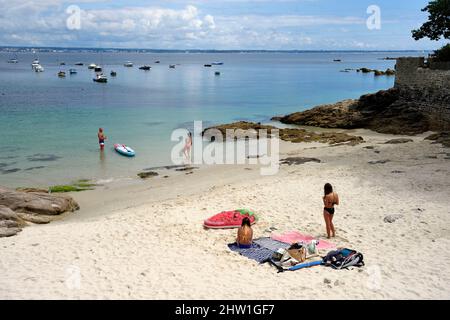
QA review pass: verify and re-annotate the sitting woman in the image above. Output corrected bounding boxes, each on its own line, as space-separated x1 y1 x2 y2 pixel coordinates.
236 217 253 248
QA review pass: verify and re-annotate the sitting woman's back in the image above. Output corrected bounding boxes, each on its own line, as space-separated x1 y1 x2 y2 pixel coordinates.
237 217 253 248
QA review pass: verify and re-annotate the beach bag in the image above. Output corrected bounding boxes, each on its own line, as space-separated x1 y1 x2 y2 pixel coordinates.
324 248 364 270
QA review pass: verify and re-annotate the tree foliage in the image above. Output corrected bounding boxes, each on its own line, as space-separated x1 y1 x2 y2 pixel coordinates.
412 0 450 41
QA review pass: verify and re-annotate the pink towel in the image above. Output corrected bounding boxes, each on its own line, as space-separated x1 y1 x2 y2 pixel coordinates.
271 231 335 250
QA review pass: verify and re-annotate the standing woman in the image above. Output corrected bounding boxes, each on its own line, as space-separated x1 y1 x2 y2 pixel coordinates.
183 131 192 162
98 128 107 150
323 183 339 239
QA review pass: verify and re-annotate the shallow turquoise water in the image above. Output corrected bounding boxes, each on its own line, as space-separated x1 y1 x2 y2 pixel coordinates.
0 51 423 187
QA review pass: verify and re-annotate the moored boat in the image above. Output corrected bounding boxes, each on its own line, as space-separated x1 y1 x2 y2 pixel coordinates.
139 65 151 70
93 74 108 83
88 63 97 69
58 71 66 77
124 61 133 67
34 64 44 72
69 69 77 74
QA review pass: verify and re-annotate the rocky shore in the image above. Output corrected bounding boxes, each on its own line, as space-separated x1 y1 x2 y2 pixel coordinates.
272 88 450 135
203 121 364 145
0 187 79 237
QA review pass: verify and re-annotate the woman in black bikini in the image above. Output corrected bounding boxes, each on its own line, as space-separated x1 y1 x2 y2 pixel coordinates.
323 183 339 239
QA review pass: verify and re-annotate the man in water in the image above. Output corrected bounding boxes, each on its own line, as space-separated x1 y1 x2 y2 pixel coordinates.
98 128 107 150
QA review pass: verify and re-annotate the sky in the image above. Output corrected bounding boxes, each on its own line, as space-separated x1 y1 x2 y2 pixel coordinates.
0 0 447 50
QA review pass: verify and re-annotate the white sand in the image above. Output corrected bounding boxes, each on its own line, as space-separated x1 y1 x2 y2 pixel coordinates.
1 129 450 299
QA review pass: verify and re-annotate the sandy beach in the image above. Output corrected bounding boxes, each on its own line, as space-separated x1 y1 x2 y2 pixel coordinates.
1 128 450 300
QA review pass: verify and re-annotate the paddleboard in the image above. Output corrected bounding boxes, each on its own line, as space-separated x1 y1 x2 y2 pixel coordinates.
289 260 323 271
114 144 135 157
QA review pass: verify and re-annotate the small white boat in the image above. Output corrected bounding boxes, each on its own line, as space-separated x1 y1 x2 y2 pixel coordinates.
93 74 108 83
34 64 44 72
211 62 224 65
124 61 133 67
8 58 18 64
69 69 77 74
31 59 40 69
88 63 97 69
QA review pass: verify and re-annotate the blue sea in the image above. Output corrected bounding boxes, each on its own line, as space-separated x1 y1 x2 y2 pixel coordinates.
0 51 425 187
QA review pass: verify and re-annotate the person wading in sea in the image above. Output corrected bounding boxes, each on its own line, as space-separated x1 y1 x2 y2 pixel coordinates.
98 128 107 150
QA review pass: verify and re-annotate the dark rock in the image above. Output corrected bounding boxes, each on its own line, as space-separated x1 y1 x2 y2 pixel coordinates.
175 167 199 172
384 214 403 223
374 70 384 76
280 157 321 166
385 138 414 144
137 171 159 179
0 227 21 238
363 146 375 149
24 166 46 171
385 68 396 76
144 164 187 171
391 170 405 174
425 132 450 148
1 168 21 174
359 68 372 73
368 160 390 164
27 154 62 162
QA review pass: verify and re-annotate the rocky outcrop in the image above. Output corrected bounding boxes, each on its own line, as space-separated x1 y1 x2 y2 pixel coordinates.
280 157 321 166
0 187 79 238
425 132 450 148
137 171 159 179
273 88 443 135
0 205 25 238
385 138 414 144
0 187 79 215
357 68 396 76
203 121 364 145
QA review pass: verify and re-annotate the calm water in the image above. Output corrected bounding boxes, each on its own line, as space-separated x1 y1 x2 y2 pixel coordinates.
0 51 424 187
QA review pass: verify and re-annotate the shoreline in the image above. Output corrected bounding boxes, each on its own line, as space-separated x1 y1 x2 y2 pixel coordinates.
2 128 450 299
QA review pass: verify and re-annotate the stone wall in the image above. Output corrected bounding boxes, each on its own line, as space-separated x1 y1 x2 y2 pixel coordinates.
394 57 450 131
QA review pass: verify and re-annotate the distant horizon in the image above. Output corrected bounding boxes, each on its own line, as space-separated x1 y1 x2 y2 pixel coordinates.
0 45 436 53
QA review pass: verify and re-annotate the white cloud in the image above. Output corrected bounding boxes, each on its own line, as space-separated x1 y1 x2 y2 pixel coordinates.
0 1 369 49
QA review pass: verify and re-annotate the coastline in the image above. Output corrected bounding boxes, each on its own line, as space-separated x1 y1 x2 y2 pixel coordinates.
2 128 450 299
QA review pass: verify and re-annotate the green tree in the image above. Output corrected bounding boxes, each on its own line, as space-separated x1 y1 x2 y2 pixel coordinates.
412 0 450 41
